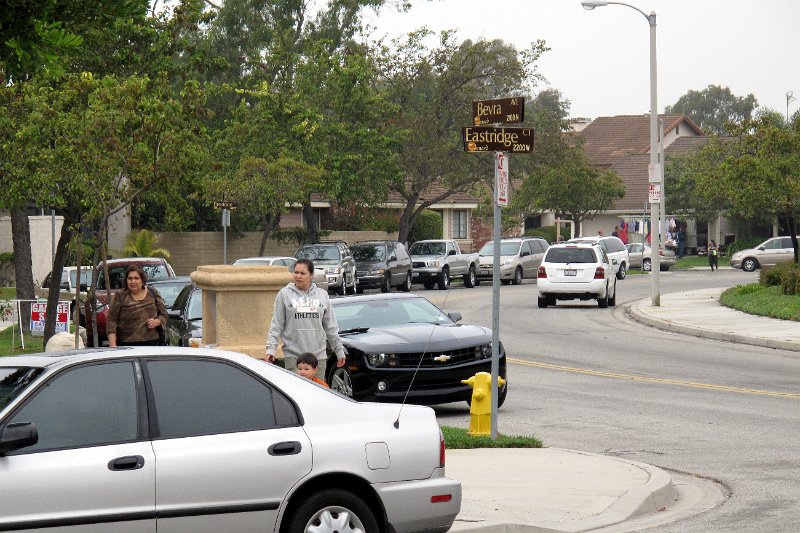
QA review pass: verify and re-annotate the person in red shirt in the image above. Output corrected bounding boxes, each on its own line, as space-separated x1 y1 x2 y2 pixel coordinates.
297 352 330 387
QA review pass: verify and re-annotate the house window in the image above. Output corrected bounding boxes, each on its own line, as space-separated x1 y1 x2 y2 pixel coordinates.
452 210 468 239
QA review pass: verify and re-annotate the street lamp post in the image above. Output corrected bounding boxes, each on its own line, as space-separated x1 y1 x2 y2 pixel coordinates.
582 0 661 305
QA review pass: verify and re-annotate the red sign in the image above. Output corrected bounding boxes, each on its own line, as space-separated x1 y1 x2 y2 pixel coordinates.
31 302 70 333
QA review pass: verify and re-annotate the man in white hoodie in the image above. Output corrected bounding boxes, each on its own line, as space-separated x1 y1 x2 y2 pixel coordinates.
265 258 346 379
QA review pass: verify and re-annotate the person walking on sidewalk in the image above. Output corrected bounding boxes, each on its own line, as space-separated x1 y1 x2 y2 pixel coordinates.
708 240 719 271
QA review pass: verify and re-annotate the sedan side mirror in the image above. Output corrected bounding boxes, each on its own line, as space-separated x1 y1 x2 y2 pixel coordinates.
0 422 38 455
447 312 462 323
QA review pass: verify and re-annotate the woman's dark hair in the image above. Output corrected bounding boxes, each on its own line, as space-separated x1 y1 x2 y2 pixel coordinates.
125 264 148 287
295 258 315 273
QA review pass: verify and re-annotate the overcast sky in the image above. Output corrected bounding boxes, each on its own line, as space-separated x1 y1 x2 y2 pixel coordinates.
362 0 800 121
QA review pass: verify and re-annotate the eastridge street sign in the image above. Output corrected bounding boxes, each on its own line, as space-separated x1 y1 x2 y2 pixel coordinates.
463 126 533 153
472 97 524 125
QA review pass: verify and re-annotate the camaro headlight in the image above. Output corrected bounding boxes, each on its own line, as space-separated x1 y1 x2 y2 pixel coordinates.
327 266 342 274
474 344 492 358
367 353 391 367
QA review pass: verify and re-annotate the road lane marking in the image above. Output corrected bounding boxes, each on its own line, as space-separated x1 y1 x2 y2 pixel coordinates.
509 358 800 399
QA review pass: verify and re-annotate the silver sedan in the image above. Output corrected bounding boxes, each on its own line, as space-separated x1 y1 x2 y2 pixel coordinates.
0 347 460 532
625 243 676 271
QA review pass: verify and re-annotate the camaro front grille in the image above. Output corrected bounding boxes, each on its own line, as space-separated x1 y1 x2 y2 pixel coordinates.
394 347 483 368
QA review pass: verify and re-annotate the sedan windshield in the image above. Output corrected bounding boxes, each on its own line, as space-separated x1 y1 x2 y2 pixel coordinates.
352 245 385 262
334 298 453 331
0 367 43 411
478 242 521 256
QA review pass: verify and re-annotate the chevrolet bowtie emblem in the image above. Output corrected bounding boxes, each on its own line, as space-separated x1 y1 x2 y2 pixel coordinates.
433 354 451 362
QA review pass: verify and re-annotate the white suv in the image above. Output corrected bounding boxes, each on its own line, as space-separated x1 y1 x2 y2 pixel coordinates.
537 243 617 308
567 235 629 280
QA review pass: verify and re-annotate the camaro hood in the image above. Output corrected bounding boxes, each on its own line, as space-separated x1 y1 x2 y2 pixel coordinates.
341 323 491 352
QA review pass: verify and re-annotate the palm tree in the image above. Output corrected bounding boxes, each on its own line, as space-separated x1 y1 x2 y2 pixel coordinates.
122 229 171 260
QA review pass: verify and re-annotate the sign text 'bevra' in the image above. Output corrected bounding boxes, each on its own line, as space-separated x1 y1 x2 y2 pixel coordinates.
463 126 533 153
472 97 524 125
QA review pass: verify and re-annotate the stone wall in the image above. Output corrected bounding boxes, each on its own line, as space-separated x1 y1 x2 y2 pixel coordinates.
156 230 398 276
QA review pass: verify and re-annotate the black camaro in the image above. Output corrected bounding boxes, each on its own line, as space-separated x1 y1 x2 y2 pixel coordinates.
327 293 507 406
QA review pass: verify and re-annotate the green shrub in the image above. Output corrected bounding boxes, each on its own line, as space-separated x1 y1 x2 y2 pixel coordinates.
760 262 796 287
727 237 767 256
524 225 570 244
408 210 442 243
735 283 764 295
780 265 800 295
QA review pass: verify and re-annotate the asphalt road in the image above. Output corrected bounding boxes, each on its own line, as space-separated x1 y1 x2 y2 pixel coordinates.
415 268 800 531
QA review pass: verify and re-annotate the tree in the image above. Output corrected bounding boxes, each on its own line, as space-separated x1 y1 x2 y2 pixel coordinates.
673 112 800 261
665 85 758 135
377 29 547 243
122 229 172 259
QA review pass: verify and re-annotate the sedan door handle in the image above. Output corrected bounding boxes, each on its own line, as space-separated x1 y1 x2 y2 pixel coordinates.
108 455 145 471
268 441 302 456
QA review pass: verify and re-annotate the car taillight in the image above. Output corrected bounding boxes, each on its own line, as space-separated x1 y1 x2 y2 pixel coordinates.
594 266 605 279
538 266 546 278
439 430 446 468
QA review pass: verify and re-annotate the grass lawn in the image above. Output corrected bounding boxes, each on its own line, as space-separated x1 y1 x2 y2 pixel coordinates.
0 287 16 299
721 284 800 321
0 325 45 356
672 255 716 270
442 425 542 449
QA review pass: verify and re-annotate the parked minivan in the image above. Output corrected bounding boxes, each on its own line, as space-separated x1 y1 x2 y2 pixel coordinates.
730 236 799 272
476 237 549 285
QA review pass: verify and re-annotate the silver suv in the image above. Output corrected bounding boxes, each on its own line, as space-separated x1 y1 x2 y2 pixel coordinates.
567 236 629 280
476 237 549 285
295 241 357 295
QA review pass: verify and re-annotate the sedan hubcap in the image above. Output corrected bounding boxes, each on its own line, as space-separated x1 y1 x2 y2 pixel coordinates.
305 506 365 533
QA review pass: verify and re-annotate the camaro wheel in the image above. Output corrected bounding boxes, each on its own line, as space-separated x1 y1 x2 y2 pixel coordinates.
329 365 354 398
616 263 627 280
287 489 378 533
511 267 523 285
399 271 412 292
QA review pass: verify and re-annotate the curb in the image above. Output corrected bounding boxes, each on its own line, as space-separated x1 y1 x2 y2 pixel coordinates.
627 298 800 353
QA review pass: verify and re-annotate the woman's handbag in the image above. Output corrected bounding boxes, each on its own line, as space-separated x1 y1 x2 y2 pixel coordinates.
148 288 169 346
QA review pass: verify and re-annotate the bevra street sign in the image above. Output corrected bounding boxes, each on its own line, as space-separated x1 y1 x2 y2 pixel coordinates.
462 126 534 153
472 97 524 125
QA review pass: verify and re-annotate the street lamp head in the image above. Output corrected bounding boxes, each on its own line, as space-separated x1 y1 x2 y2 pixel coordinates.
581 1 609 9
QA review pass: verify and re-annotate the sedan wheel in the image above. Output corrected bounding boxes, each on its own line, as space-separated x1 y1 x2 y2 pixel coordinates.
511 267 523 285
380 274 390 293
642 258 652 272
288 489 378 533
329 366 354 398
742 258 758 272
438 269 450 290
464 266 476 288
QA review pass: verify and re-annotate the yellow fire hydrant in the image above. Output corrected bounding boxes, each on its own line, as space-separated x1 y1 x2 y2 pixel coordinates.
461 372 506 436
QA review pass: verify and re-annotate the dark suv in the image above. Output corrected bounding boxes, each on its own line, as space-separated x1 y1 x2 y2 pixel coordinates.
82 257 176 346
351 240 412 293
295 241 356 296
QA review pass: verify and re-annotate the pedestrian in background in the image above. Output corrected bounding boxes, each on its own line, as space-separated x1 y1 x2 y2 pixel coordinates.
708 240 719 271
107 265 168 347
296 352 329 387
265 258 346 378
612 226 621 238
677 226 686 258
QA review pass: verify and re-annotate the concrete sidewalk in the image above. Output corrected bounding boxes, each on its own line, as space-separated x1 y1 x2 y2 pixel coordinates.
629 287 800 352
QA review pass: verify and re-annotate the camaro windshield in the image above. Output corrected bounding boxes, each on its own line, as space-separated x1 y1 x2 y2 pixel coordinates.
334 298 453 331
0 367 43 411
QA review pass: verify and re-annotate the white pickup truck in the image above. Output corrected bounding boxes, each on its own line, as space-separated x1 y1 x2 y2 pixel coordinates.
408 239 479 290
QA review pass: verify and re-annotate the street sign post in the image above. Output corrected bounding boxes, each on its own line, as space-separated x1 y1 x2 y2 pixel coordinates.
648 183 661 203
496 152 509 207
463 126 533 153
472 97 524 125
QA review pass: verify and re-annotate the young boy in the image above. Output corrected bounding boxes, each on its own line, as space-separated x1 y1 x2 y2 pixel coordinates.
296 353 329 388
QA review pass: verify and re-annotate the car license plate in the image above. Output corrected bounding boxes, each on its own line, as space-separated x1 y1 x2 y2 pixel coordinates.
412 272 419 277
481 269 491 275
564 269 577 276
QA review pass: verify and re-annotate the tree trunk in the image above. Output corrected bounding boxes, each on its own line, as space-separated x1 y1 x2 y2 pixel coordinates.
788 213 799 264
302 202 319 243
43 220 74 347
258 213 281 256
397 196 420 244
10 208 34 333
